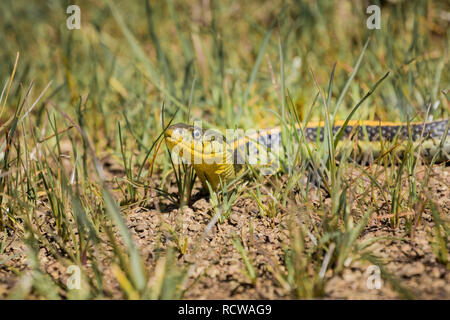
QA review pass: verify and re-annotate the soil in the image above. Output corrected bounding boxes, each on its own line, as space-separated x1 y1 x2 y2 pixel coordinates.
0 162 449 300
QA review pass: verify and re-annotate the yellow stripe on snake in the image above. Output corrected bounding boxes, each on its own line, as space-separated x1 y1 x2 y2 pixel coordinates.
164 120 449 191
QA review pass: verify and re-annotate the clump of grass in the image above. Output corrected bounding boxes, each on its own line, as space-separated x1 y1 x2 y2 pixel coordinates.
164 150 197 207
232 235 257 285
428 200 449 268
208 174 246 222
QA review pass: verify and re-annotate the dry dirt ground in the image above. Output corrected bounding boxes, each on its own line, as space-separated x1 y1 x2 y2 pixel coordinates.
0 162 449 299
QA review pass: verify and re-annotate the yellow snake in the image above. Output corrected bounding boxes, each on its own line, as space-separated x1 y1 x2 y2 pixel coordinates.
164 120 449 191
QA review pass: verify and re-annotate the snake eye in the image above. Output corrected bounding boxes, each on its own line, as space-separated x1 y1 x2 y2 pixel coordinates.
192 129 201 140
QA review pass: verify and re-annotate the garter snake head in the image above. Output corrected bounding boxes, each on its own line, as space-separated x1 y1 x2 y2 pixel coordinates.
165 123 236 191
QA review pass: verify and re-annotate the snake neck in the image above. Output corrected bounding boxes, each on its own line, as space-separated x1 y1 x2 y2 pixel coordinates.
193 148 236 191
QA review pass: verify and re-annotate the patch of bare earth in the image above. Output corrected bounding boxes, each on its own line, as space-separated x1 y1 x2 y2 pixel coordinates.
0 164 449 299
125 165 450 299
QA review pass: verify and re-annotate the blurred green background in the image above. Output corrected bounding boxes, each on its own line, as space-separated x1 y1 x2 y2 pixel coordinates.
0 1 448 149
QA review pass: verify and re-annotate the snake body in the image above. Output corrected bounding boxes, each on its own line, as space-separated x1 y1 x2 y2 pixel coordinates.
165 120 449 191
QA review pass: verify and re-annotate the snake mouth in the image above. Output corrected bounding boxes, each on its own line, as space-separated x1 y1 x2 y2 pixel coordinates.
164 124 203 164
164 124 192 151
164 123 233 165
